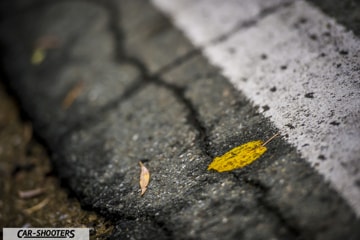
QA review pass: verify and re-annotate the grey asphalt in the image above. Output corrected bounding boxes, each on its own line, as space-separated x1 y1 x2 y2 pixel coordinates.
0 0 359 239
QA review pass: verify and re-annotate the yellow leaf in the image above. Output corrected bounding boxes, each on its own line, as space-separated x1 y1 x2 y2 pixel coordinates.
31 48 46 65
208 140 266 172
139 162 150 196
208 133 279 172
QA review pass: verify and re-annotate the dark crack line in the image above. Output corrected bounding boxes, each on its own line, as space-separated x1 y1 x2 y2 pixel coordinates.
156 48 201 75
1 0 308 238
3 0 304 238
69 0 212 237
57 0 212 159
97 0 201 76
103 0 212 157
56 79 148 145
210 0 294 45
50 0 203 146
150 76 211 155
99 0 128 63
4 1 356 239
235 174 303 240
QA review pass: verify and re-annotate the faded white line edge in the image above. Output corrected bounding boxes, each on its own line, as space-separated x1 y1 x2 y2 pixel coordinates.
152 0 360 216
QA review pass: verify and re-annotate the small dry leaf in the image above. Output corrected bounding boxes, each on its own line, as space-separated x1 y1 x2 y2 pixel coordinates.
31 48 46 65
139 161 150 196
62 81 85 110
30 35 61 65
208 133 279 172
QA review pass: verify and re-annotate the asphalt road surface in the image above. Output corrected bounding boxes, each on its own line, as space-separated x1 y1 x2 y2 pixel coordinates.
0 0 359 239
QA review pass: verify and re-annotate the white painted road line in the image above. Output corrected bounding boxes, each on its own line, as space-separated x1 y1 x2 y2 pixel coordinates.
152 0 360 216
151 0 291 46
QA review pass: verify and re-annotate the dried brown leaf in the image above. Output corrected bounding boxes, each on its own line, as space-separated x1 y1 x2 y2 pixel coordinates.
139 161 150 196
62 81 85 110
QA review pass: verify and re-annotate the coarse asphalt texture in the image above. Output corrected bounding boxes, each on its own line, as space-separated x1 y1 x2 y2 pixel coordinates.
0 0 359 239
152 0 360 215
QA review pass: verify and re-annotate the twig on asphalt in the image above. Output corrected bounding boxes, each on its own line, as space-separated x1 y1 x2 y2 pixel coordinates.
18 188 45 199
262 132 280 146
23 198 50 215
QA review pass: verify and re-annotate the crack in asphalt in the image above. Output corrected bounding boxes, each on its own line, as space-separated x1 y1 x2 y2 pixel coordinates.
238 174 303 239
41 0 308 237
42 0 203 147
102 1 214 157
104 0 212 155
1 0 323 238
95 0 306 238
209 0 294 45
58 0 212 158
